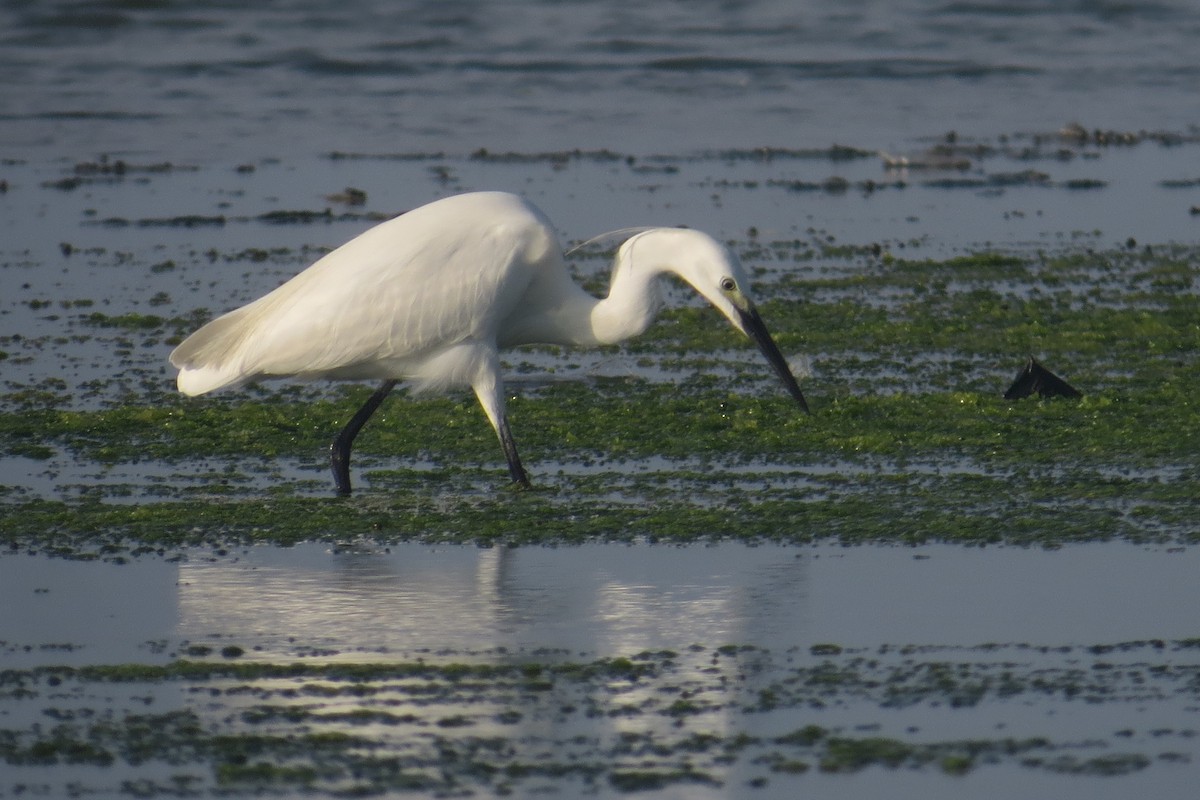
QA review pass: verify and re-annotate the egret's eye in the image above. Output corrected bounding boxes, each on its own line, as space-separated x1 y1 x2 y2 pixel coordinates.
720 277 736 292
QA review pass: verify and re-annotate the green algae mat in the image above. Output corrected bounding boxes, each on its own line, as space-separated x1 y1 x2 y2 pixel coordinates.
3 242 1198 556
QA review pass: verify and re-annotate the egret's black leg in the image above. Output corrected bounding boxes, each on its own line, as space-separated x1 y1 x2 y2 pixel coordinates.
496 413 530 489
330 379 397 496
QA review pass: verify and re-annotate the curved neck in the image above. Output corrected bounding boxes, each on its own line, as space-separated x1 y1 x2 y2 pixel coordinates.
502 231 675 348
590 240 667 345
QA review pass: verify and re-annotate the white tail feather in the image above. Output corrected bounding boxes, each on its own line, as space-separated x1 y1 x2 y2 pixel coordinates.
169 305 262 395
175 363 247 396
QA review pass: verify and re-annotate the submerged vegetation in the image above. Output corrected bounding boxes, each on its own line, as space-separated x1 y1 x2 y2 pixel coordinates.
2 241 1198 555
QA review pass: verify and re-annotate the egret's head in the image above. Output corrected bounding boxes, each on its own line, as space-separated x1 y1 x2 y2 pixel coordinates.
626 228 810 413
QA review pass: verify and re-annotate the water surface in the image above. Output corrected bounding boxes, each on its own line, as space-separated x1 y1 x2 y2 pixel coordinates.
4 542 1196 665
3 543 1198 798
2 0 1197 162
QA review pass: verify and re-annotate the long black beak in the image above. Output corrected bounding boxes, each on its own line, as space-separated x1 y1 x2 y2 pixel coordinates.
738 305 810 414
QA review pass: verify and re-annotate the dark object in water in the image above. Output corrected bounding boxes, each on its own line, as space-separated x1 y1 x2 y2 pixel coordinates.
1004 357 1083 400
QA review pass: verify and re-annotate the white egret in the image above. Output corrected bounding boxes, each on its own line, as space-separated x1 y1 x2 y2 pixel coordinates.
170 191 808 494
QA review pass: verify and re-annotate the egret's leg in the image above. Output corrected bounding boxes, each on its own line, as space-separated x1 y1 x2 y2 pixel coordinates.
472 369 531 488
330 379 397 496
495 412 530 488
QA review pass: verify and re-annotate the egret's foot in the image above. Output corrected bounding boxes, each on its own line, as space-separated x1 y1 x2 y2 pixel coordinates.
330 450 353 496
506 458 531 490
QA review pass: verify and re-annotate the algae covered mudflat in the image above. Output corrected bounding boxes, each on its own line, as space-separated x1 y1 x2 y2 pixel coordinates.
2 164 1198 552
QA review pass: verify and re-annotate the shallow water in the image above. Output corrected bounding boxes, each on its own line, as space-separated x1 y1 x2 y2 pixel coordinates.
3 543 1199 798
2 0 1198 162
4 541 1196 663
